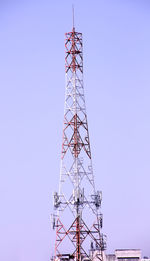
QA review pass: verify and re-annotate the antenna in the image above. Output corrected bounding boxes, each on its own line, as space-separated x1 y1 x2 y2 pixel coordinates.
72 4 75 29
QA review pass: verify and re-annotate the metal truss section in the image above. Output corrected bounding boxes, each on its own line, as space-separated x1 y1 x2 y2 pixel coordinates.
52 27 106 261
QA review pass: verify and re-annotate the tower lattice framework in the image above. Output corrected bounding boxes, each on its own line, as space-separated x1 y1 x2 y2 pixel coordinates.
52 26 106 261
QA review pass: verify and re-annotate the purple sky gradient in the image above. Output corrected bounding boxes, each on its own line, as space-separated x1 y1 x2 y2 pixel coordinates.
0 0 150 260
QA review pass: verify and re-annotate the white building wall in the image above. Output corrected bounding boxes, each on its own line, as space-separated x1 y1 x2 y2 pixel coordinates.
115 249 141 259
90 249 143 261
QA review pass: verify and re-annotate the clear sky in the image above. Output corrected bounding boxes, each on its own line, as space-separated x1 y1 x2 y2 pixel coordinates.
0 0 150 260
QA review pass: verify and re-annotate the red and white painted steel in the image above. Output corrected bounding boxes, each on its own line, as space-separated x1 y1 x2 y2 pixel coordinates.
52 26 106 261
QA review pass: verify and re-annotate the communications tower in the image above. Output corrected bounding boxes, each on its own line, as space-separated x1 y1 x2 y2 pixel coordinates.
52 23 106 261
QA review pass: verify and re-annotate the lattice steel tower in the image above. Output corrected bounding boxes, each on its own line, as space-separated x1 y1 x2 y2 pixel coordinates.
52 24 106 261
